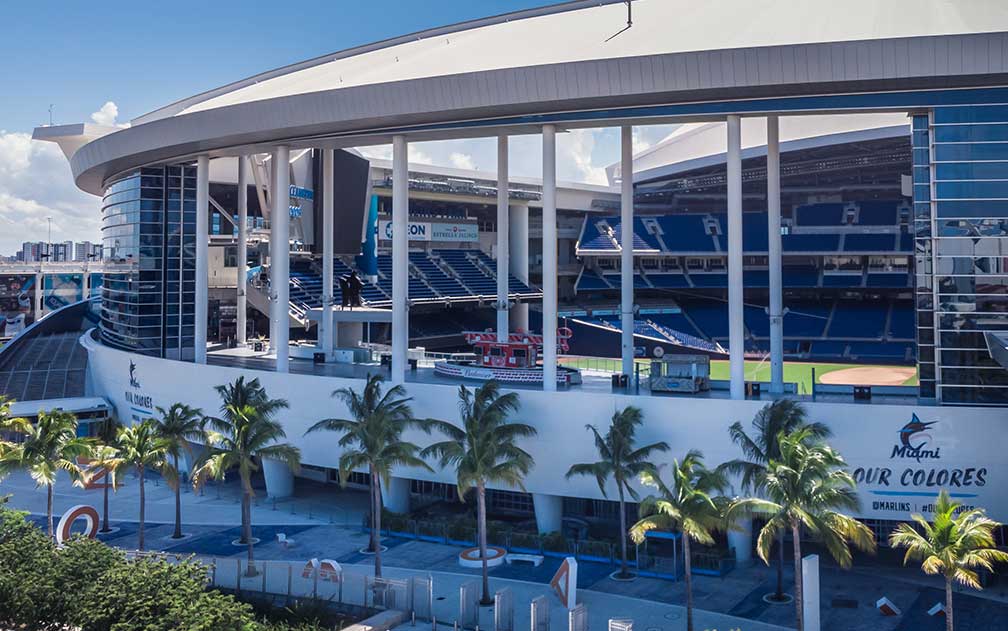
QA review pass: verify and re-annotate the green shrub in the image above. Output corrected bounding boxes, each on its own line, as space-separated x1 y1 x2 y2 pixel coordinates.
0 507 340 630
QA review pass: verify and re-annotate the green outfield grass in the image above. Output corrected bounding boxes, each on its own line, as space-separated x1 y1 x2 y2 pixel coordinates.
559 356 918 395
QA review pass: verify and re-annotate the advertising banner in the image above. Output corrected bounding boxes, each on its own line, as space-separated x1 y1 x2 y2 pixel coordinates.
43 273 84 313
0 274 35 338
380 220 478 243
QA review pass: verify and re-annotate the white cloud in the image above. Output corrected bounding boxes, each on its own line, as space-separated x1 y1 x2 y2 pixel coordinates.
0 131 101 256
90 101 130 128
448 152 476 171
354 125 678 187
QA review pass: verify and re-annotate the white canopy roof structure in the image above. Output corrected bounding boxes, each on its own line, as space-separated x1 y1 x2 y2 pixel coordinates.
609 112 911 184
146 0 1008 122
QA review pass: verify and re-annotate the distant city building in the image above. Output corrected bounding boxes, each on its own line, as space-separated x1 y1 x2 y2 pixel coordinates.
17 240 101 263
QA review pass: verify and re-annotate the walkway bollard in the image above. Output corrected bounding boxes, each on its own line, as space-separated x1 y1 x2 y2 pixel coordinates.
313 564 319 599
261 563 267 593
412 612 416 627
236 558 242 596
287 564 292 604
432 616 437 631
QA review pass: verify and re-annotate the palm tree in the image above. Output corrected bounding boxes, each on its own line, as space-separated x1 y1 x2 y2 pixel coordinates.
154 403 205 539
890 490 1008 631
116 419 173 551
0 409 93 538
193 376 300 574
424 380 535 605
566 406 669 579
724 399 830 600
630 451 727 631
733 429 876 631
93 416 124 533
305 374 433 578
0 397 25 483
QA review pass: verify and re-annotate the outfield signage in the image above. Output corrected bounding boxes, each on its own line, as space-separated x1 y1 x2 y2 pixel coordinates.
850 413 992 518
380 220 478 242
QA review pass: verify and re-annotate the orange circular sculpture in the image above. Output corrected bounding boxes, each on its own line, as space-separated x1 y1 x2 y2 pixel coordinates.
458 545 506 568
55 504 100 545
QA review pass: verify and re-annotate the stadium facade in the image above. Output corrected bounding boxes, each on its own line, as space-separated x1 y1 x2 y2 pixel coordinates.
26 0 1008 558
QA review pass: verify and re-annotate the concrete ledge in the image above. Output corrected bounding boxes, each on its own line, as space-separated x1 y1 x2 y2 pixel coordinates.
345 609 408 631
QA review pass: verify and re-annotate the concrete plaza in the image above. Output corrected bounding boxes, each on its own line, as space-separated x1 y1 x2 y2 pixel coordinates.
5 470 1008 631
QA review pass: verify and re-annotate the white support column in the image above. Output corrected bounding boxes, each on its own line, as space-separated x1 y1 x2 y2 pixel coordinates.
532 493 563 534
262 458 294 499
381 477 412 514
802 554 821 631
321 148 335 359
541 125 558 391
236 155 248 345
273 145 290 373
767 116 784 394
268 156 277 351
620 125 635 377
509 203 530 332
496 133 510 342
727 115 744 400
194 155 209 364
391 135 409 385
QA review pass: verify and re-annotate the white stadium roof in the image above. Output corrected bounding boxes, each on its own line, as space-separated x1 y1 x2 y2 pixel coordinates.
37 0 1008 196
147 0 1008 122
609 112 911 185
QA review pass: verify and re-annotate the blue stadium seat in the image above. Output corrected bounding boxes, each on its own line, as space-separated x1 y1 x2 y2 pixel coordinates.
656 215 716 252
576 270 611 292
795 203 844 226
782 234 840 252
647 273 690 288
844 233 896 252
782 266 819 287
683 303 730 339
690 273 728 287
822 274 861 288
828 303 888 338
810 341 848 357
888 302 915 339
857 201 899 226
866 272 909 288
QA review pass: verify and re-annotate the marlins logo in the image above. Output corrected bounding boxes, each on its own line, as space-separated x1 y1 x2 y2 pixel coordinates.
892 414 940 461
899 414 935 450
129 360 140 389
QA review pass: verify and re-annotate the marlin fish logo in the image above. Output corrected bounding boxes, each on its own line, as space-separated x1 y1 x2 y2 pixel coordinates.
899 414 935 450
129 360 140 389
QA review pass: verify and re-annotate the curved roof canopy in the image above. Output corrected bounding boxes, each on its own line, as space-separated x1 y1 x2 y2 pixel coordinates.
149 0 1008 121
46 0 1008 195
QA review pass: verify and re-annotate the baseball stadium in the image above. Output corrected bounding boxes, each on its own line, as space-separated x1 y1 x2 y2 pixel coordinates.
5 1 1008 629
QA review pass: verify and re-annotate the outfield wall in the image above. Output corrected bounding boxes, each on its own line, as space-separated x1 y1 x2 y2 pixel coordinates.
82 332 1007 524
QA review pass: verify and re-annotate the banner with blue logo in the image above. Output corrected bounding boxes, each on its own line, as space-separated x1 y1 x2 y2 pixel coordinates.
355 195 379 279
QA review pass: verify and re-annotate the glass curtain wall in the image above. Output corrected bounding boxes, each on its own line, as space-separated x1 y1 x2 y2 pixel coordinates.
100 165 197 359
915 103 1008 405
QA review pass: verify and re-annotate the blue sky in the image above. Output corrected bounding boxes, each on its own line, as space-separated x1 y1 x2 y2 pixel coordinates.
0 1 674 255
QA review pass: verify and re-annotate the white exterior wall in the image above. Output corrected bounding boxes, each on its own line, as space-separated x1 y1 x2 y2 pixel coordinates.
85 334 1006 523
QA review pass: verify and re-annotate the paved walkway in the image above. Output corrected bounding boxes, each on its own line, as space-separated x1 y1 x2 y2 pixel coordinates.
5 474 1008 631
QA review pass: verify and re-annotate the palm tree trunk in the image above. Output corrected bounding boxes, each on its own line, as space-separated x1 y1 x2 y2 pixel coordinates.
478 481 492 605
776 529 785 599
617 487 629 578
47 483 54 539
371 465 383 578
792 521 803 631
243 490 256 576
945 577 954 631
172 454 183 539
101 479 111 533
138 466 146 551
683 535 694 631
